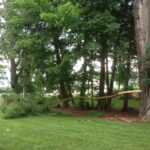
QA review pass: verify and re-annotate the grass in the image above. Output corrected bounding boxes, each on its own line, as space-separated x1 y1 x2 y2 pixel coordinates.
0 109 150 150
112 98 140 109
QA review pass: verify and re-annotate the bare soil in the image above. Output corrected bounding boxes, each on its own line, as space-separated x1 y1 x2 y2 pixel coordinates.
56 107 139 123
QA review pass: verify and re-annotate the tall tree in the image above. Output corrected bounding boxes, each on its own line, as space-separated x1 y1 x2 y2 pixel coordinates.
134 0 150 120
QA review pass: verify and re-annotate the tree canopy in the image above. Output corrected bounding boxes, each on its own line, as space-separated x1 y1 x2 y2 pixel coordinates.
1 0 145 116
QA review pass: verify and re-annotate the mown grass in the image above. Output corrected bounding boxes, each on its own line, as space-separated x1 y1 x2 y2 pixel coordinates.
0 109 150 150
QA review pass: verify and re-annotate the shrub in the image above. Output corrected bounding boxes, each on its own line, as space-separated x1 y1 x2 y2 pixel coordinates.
1 93 52 119
2 102 27 119
46 96 60 107
73 97 91 108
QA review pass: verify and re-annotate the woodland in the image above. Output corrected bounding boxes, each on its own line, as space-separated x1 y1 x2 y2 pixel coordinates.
0 0 150 120
0 0 150 150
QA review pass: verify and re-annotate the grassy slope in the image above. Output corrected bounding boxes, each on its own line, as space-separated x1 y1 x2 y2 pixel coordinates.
0 112 150 150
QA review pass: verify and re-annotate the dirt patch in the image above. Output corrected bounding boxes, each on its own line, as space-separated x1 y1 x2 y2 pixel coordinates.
103 109 139 123
56 108 87 117
56 107 139 123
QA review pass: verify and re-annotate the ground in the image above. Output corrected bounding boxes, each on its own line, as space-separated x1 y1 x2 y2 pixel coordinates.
56 98 140 123
56 107 139 123
0 109 150 150
0 98 150 150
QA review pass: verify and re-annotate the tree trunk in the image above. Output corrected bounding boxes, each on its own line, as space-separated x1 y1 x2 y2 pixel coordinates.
53 34 69 108
97 41 107 110
10 59 16 87
10 59 17 90
134 0 150 120
99 54 105 96
91 65 94 108
106 56 109 95
60 80 69 108
105 53 110 110
23 86 27 98
66 83 75 106
79 56 87 108
107 54 117 109
122 52 131 112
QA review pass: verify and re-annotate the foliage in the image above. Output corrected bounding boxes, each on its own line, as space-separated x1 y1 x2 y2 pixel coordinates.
1 93 51 118
0 0 138 110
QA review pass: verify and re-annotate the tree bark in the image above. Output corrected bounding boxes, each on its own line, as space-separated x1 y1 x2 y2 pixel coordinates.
122 52 131 111
106 56 110 95
99 53 105 97
66 83 75 106
60 81 69 108
53 33 69 108
107 54 117 109
79 56 87 108
91 63 94 108
134 0 150 120
10 59 20 92
10 59 17 89
97 40 107 110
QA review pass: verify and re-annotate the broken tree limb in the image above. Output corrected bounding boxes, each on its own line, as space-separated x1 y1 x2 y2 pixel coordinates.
96 90 141 100
60 90 141 102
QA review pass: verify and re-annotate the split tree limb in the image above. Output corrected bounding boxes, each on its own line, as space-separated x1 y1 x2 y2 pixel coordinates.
60 90 141 102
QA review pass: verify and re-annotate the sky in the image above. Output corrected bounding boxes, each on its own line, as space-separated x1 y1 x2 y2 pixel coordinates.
0 1 10 88
0 59 10 88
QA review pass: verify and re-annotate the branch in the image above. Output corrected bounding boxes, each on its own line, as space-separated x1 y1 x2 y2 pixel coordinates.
60 90 141 102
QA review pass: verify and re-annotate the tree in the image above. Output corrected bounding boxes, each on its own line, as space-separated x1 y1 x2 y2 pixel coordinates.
0 0 141 112
1 0 79 101
134 0 150 120
41 1 80 107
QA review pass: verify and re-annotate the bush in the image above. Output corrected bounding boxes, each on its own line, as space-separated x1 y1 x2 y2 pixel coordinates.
1 93 52 119
73 97 92 108
2 102 27 119
46 96 60 107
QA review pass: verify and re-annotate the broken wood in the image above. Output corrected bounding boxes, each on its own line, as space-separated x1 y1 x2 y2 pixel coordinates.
96 90 141 100
60 90 141 102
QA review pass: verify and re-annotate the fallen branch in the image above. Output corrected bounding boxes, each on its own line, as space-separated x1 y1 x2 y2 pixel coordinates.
96 90 141 100
60 90 141 102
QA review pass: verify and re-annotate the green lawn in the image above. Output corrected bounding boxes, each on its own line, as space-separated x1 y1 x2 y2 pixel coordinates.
0 112 150 150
